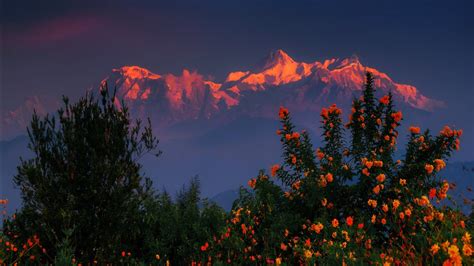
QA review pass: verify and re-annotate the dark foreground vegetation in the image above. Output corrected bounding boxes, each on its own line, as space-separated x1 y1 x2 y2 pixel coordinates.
1 73 473 265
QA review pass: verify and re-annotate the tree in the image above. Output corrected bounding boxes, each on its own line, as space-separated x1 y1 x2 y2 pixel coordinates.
11 84 160 262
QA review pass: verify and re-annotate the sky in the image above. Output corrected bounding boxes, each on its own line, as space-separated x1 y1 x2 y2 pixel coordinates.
1 0 473 157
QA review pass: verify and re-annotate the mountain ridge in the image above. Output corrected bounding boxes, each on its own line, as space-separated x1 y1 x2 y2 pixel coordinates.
1 49 444 140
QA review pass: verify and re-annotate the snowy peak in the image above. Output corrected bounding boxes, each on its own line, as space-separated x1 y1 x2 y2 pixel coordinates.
260 49 296 70
114 65 161 80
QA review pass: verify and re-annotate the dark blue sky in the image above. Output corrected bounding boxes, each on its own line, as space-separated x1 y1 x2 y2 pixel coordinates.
1 0 473 158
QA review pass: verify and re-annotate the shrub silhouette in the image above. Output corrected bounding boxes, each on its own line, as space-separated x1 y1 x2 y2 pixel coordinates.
1 85 226 264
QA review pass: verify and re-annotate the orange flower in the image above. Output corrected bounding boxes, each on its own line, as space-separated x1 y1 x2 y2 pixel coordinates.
399 179 407 186
311 222 324 234
391 111 403 122
321 198 328 207
365 161 374 169
376 174 386 183
279 107 289 119
399 212 405 220
325 173 333 183
429 188 437 199
292 180 301 190
392 200 400 210
404 208 412 217
373 160 383 167
425 164 434 174
379 95 390 105
271 164 280 177
316 149 325 160
463 244 473 256
433 159 446 171
381 218 386 225
248 178 256 189
431 244 440 255
291 154 297 164
332 218 339 228
346 216 354 227
280 242 288 251
372 185 381 195
382 204 389 213
362 168 370 176
409 126 420 134
321 108 329 119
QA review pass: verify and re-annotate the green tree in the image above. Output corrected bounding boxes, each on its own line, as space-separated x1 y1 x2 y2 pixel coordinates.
11 85 160 262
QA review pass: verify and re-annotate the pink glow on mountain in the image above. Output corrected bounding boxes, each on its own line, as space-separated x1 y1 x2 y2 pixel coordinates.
225 71 249 82
240 50 313 87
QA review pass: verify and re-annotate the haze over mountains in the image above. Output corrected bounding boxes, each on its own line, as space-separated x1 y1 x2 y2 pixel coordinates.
1 50 471 212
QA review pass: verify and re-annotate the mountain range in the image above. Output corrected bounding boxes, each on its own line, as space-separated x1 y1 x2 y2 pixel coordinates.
2 50 444 140
3 50 470 214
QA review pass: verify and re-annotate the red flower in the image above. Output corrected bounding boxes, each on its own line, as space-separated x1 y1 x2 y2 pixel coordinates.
200 242 209 251
379 95 390 105
346 216 354 227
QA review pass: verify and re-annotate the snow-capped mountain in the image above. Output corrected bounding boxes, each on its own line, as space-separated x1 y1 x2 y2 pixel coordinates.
103 49 443 125
2 50 444 139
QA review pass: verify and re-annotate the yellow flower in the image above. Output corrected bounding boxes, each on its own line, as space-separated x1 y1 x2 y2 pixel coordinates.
462 232 471 244
368 199 377 208
431 244 440 255
448 244 460 259
371 214 376 224
304 249 313 259
276 258 282 265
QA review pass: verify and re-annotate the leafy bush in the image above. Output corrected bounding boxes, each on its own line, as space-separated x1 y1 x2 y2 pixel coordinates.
203 72 472 265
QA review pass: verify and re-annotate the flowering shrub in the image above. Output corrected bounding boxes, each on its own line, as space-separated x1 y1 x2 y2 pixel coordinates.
1 72 472 265
201 73 472 265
